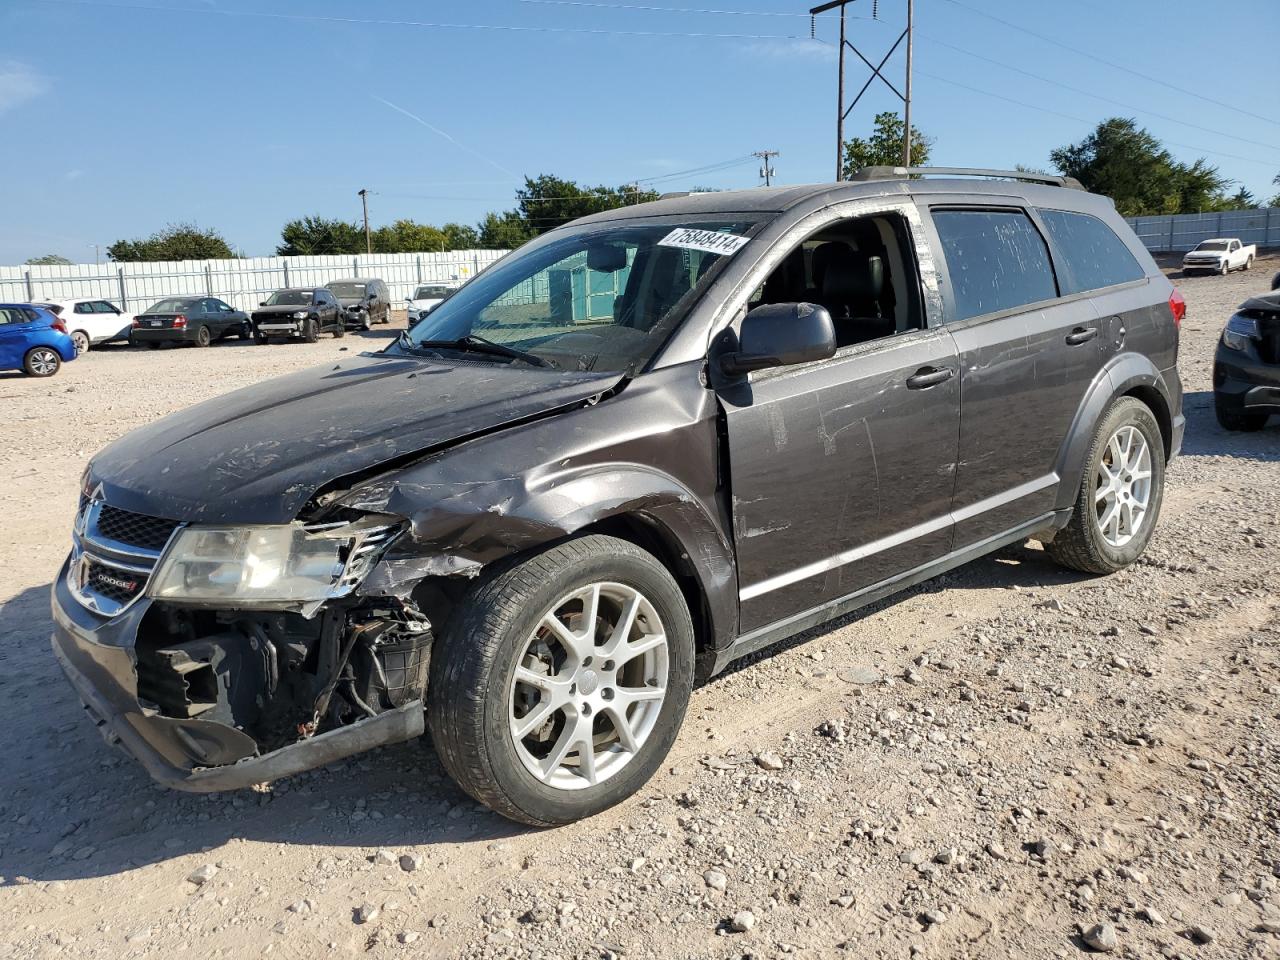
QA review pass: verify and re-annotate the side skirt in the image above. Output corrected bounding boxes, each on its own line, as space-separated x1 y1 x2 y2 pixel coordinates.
712 510 1069 674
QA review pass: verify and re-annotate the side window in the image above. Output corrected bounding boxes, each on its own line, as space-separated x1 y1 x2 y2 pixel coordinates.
931 209 1058 322
91 301 115 313
74 302 94 314
214 300 233 312
0 307 26 324
750 211 925 349
1037 209 1145 294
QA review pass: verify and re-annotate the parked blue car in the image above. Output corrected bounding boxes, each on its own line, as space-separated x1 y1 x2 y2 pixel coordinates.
0 303 77 377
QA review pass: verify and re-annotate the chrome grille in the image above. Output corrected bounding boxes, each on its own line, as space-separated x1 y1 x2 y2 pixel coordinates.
68 500 184 617
95 504 180 552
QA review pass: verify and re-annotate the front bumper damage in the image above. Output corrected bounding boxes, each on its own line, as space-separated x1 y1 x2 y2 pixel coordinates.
51 551 429 792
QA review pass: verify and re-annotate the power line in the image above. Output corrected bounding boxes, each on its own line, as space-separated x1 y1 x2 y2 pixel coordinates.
916 32 1280 155
752 150 779 186
37 0 815 41
515 0 823 16
940 0 1280 128
914 68 1277 169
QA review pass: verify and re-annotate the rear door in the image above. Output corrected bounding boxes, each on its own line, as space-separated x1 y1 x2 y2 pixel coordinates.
921 201 1106 548
0 306 35 368
719 201 961 632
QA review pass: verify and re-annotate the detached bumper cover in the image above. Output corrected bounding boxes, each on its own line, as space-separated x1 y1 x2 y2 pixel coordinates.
1215 348 1280 411
50 568 424 792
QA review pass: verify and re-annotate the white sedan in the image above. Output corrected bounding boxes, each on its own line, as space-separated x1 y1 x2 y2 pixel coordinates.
37 298 134 354
406 282 461 327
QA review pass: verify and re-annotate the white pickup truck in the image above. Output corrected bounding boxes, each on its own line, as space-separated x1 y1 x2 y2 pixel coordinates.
1182 238 1256 276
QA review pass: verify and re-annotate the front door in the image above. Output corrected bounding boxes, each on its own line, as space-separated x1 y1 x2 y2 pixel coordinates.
717 204 961 633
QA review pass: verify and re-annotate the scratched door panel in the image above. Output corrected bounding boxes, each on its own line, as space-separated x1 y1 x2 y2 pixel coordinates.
720 327 960 633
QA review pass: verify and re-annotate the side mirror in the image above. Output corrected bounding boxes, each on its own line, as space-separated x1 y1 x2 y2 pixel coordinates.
720 302 836 376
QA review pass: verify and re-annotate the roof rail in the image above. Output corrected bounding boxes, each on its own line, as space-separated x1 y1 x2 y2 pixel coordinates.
849 166 1085 190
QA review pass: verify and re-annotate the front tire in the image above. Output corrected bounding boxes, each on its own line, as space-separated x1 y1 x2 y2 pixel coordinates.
24 346 62 377
302 318 318 344
428 535 695 826
1244 255 1254 271
1047 397 1165 575
333 322 345 339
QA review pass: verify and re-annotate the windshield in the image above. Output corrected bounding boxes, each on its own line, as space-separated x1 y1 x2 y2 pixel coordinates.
266 290 314 306
413 286 455 300
328 282 366 299
1196 241 1229 251
145 299 195 314
398 217 761 373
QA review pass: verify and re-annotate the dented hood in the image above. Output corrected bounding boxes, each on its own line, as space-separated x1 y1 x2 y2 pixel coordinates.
87 353 620 524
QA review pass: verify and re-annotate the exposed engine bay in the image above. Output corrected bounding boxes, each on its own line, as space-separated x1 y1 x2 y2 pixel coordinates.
133 597 432 757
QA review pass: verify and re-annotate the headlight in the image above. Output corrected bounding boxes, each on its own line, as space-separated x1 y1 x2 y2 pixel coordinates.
291 311 308 319
148 521 398 607
1222 314 1260 352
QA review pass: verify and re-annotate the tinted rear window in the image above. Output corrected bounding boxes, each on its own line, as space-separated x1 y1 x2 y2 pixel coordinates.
1038 209 1145 294
932 209 1058 322
145 299 196 314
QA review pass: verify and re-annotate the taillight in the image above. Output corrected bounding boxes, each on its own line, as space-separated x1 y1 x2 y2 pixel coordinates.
132 319 141 328
51 319 68 334
173 314 187 328
1168 289 1186 329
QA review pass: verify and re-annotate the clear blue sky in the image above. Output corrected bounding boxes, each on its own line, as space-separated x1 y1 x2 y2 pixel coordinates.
3 0 1278 264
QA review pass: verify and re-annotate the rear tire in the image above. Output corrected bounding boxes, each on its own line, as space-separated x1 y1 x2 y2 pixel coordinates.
194 325 211 348
1215 394 1268 432
1244 255 1254 271
23 346 62 377
428 535 695 826
1047 397 1165 575
71 331 90 356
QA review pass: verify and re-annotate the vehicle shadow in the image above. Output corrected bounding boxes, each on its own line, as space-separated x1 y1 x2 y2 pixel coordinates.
0 583 525 886
1179 390 1280 460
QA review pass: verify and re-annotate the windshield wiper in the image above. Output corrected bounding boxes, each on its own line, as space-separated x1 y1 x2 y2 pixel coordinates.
411 334 555 368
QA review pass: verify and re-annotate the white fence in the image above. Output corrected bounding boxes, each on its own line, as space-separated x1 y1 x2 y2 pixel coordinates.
0 250 511 314
1124 206 1280 253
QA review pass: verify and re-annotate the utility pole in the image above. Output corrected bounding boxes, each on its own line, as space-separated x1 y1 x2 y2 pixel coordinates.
811 0 916 180
357 188 371 255
902 0 914 167
90 243 100 267
753 150 780 186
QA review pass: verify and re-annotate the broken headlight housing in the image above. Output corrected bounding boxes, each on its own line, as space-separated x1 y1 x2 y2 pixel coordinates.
148 520 398 609
1222 314 1260 352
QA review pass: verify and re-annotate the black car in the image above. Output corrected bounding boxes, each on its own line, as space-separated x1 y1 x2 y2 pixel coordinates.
1214 290 1280 431
53 167 1184 826
328 278 392 330
130 297 251 348
252 288 345 343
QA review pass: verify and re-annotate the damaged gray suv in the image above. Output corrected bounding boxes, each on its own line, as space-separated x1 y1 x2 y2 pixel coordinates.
53 168 1184 825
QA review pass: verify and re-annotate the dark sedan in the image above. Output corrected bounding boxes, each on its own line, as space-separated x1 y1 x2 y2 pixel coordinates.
130 297 251 349
252 288 345 343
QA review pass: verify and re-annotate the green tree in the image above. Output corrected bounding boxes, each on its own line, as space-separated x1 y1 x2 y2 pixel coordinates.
478 211 536 249
276 216 363 256
109 222 235 261
371 218 447 254
514 174 660 236
1266 172 1280 208
841 111 931 179
441 222 480 250
1049 118 1235 216
26 253 73 265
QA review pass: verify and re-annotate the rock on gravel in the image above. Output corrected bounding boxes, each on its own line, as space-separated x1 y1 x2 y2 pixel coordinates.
186 864 218 886
1082 922 1118 952
729 910 756 932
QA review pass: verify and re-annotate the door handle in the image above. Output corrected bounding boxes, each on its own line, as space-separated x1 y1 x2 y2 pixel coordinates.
906 366 955 390
1065 326 1099 346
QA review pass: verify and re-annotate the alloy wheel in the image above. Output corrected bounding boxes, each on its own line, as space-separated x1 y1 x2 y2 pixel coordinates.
28 348 59 375
72 331 89 355
508 582 669 791
1093 425 1153 548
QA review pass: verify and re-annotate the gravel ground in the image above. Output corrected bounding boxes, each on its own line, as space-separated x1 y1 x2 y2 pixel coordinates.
1 262 1279 960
